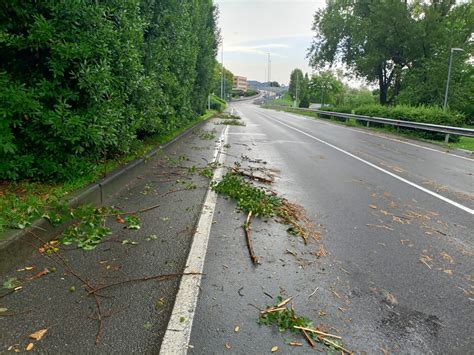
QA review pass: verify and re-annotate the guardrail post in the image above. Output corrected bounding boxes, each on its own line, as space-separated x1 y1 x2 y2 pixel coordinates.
444 134 450 143
366 121 370 127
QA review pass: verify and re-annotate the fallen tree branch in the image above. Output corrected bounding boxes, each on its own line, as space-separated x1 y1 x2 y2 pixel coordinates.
88 272 201 295
100 204 161 217
243 211 258 265
231 167 273 184
0 289 15 300
0 310 31 317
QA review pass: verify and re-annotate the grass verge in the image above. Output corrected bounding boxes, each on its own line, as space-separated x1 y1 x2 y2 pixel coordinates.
265 106 474 152
0 110 216 236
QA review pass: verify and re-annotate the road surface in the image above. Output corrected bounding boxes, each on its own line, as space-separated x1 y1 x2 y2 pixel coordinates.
181 102 473 353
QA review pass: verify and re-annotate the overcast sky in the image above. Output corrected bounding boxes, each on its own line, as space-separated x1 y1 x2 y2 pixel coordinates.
215 0 326 85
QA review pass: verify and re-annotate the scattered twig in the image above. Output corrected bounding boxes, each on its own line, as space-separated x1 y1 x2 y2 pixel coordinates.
277 297 293 308
0 289 15 300
0 310 31 317
260 307 287 315
243 211 258 265
231 167 273 184
263 292 274 299
308 287 319 299
293 326 342 339
320 337 352 354
285 249 297 256
101 204 160 217
366 224 394 231
301 329 315 348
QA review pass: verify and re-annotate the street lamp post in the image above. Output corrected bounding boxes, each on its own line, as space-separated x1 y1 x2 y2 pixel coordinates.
443 47 464 111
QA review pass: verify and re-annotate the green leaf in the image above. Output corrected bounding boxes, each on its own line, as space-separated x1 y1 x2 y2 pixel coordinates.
3 277 21 289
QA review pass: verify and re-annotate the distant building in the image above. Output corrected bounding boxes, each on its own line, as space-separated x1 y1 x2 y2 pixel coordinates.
233 76 248 92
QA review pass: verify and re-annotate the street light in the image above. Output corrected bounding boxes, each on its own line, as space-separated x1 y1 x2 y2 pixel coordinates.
443 47 464 110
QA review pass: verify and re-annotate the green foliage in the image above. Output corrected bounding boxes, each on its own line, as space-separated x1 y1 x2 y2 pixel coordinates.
0 0 219 181
216 120 245 126
342 87 377 107
211 172 282 218
324 103 464 142
259 296 347 352
288 69 304 101
258 297 313 332
309 0 472 109
212 65 234 101
3 277 21 289
353 104 465 127
210 95 226 112
60 206 114 250
308 71 343 106
271 92 293 107
197 129 216 140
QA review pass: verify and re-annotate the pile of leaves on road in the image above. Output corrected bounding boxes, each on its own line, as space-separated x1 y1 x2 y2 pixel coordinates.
259 296 351 354
211 163 320 265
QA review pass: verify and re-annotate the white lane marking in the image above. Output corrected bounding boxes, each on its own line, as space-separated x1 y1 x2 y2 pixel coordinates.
159 126 229 354
264 115 474 215
264 108 474 162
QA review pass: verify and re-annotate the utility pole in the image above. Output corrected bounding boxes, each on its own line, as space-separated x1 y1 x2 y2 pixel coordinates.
267 53 271 84
220 42 224 100
443 47 464 110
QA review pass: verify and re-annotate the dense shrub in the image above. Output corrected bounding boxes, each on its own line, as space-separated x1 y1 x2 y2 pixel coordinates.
0 0 218 181
210 95 226 112
321 106 353 114
317 105 353 122
325 104 465 142
353 104 465 126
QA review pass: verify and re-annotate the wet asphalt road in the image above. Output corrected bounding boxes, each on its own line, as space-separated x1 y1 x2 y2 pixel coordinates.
189 103 473 354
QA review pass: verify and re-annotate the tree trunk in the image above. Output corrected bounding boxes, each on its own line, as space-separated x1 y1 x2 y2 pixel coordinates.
379 84 388 105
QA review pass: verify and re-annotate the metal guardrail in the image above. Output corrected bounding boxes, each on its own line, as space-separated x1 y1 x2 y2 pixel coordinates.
265 105 474 143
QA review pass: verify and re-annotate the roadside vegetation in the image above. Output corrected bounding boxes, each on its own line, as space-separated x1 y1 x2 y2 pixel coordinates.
0 1 224 236
274 1 472 149
0 111 215 235
1 1 219 182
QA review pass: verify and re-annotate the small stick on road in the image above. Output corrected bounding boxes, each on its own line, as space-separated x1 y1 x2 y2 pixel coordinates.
308 287 319 299
293 326 342 339
301 329 315 348
243 211 258 265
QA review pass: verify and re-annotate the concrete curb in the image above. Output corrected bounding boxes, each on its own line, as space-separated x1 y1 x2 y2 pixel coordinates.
0 118 210 274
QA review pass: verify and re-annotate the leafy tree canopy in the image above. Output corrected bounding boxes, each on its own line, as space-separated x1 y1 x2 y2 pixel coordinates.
308 0 473 109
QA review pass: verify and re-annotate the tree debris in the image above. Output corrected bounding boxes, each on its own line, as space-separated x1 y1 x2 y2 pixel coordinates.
259 296 350 354
243 211 258 265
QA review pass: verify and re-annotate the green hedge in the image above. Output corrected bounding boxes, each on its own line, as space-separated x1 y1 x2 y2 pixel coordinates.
321 104 465 142
353 104 465 126
0 0 218 181
210 95 226 112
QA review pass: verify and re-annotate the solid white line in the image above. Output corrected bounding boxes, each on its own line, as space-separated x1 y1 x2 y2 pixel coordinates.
264 115 474 215
265 108 474 162
159 126 229 354
228 133 265 136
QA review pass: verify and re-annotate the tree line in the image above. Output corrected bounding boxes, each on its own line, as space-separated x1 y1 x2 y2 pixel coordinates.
307 0 473 115
0 0 219 181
